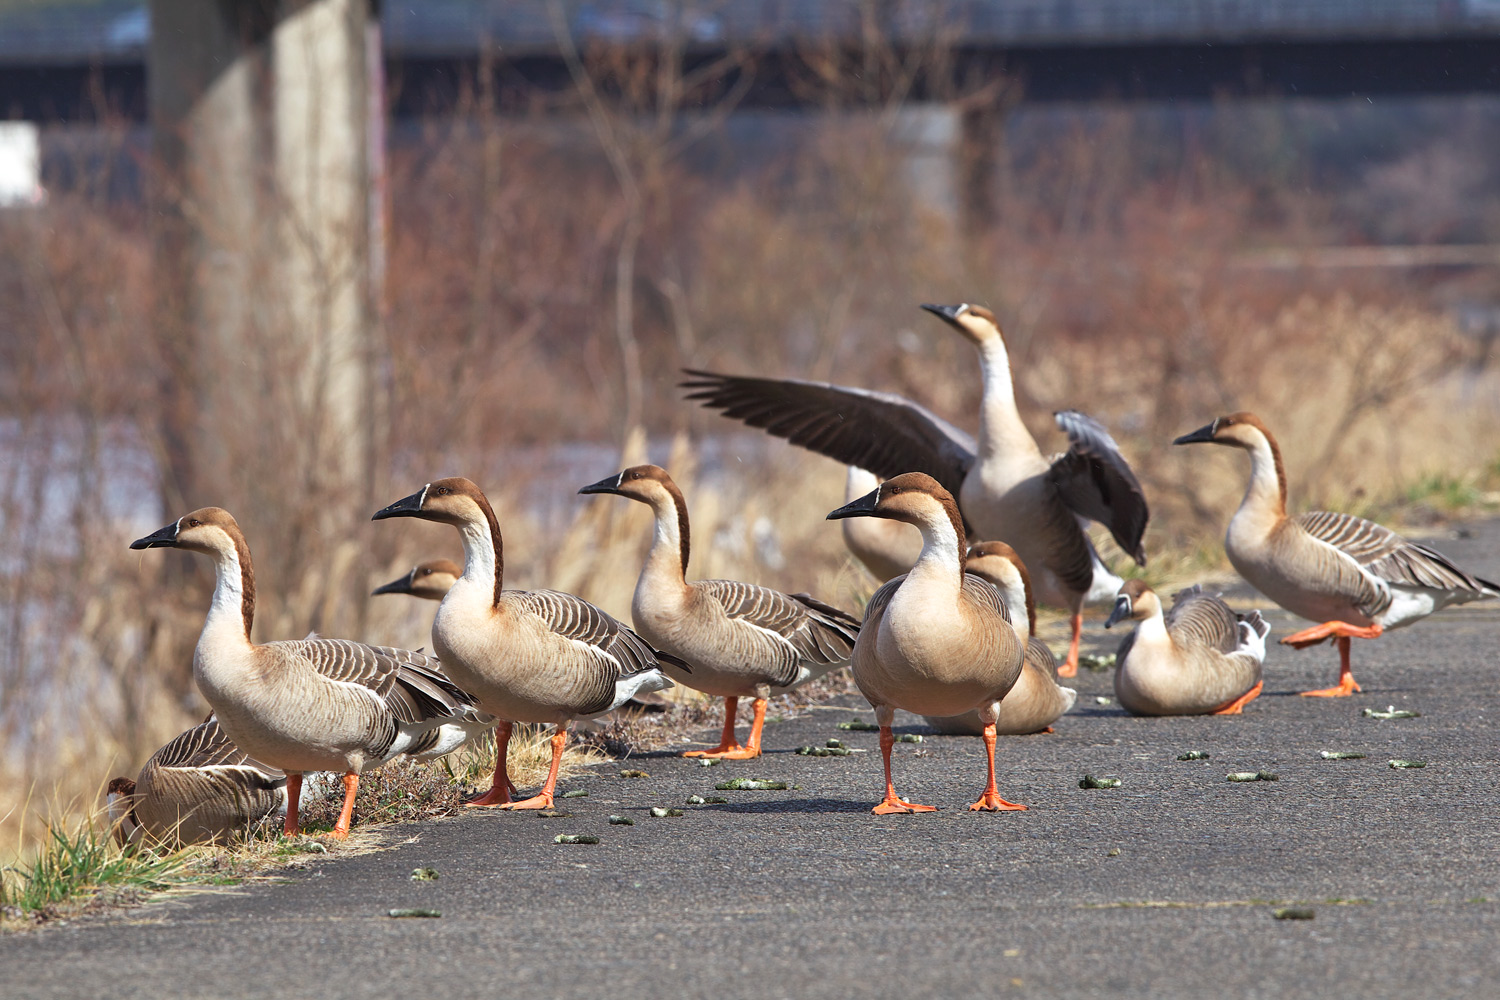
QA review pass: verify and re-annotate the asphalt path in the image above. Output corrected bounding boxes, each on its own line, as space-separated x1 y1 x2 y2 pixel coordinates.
6 521 1500 999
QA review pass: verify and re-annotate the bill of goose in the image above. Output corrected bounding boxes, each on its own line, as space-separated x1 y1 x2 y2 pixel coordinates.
1105 581 1268 716
684 302 1149 677
1175 412 1500 696
373 558 463 601
373 477 682 810
923 542 1077 736
107 717 287 846
827 472 1027 814
578 464 861 760
130 508 494 839
840 467 923 582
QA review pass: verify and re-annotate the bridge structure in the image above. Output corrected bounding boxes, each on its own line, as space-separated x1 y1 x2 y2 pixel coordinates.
2 0 1500 123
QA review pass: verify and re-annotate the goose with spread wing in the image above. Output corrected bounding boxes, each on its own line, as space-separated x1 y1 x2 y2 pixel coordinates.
579 464 860 759
684 302 1148 676
131 509 494 838
373 477 682 810
1175 412 1500 696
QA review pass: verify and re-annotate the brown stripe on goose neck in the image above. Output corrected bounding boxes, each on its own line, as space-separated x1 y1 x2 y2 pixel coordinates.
661 476 691 578
1226 412 1287 513
938 492 969 585
469 488 506 607
229 525 256 642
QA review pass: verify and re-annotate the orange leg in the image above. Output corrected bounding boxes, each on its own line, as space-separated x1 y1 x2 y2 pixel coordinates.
467 721 517 807
331 773 359 839
1282 623 1383 697
1056 612 1083 677
1212 680 1264 715
969 723 1027 811
499 725 567 810
700 698 765 761
684 697 749 758
283 773 303 836
1300 636 1365 697
872 725 937 815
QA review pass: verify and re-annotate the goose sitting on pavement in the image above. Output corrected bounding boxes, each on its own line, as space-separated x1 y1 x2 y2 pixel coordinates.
579 464 861 760
373 477 683 810
131 509 494 839
1175 412 1500 697
827 472 1027 814
107 717 288 846
684 302 1148 677
923 542 1077 736
1105 581 1267 716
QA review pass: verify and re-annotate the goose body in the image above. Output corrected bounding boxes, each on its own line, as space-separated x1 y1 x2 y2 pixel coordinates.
1107 581 1267 716
923 542 1077 736
108 717 287 846
580 465 860 759
373 477 679 809
130 508 492 838
685 302 1148 675
828 473 1027 813
1176 412 1500 696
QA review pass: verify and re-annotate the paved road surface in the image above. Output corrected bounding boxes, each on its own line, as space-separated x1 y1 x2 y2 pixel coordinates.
6 521 1500 999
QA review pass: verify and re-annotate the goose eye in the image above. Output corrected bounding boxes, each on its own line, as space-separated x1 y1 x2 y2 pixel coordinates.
186 519 202 528
630 471 643 480
434 486 451 496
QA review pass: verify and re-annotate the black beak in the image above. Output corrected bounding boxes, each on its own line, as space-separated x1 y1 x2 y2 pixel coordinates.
371 570 415 597
1173 421 1219 446
578 473 625 496
130 521 180 550
920 303 966 327
373 488 427 521
827 487 881 521
1104 595 1132 629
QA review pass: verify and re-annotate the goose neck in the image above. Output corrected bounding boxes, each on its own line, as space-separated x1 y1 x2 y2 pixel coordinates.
458 517 503 606
974 336 1038 461
905 513 966 597
642 493 690 590
1237 432 1288 524
202 542 254 648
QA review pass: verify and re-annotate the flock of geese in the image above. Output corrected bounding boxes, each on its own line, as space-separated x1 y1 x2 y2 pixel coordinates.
109 302 1500 841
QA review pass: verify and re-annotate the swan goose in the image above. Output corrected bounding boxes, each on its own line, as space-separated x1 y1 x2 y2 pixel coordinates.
372 558 463 602
130 508 493 838
922 541 1077 736
840 467 923 582
1175 412 1500 696
684 302 1148 677
1105 580 1268 716
827 472 1027 814
108 717 287 846
373 477 682 810
578 464 861 759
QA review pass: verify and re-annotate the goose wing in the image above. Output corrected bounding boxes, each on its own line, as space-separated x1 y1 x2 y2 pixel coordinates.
148 718 284 780
1164 585 1240 655
518 590 685 677
1046 410 1149 564
276 637 490 727
1296 510 1500 598
682 370 976 498
697 580 861 671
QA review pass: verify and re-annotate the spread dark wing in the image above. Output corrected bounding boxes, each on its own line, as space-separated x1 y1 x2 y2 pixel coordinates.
1296 510 1500 596
521 590 679 677
682 370 976 497
148 718 283 779
1046 410 1149 564
698 580 860 667
1164 585 1239 655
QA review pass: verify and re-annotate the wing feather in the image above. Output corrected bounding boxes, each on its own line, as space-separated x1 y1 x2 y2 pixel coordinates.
1164 585 1240 655
1046 410 1149 564
1297 510 1499 598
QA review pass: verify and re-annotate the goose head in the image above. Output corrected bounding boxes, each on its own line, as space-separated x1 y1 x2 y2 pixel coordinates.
577 464 682 508
130 506 242 556
965 541 1035 637
827 471 966 548
372 558 463 600
372 477 492 527
920 302 1004 346
1105 579 1161 629
1173 412 1274 451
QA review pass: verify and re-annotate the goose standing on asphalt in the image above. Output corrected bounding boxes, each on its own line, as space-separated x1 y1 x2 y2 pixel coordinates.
684 302 1148 677
827 473 1027 814
131 509 493 838
107 717 287 846
373 477 681 809
579 464 861 759
1105 581 1267 716
923 541 1077 736
1175 412 1500 696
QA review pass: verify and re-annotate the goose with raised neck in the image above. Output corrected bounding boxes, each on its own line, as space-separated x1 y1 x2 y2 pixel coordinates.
1176 412 1500 696
130 507 493 839
373 476 681 810
684 301 1149 678
1105 580 1267 716
828 472 1027 814
922 542 1078 736
579 464 861 760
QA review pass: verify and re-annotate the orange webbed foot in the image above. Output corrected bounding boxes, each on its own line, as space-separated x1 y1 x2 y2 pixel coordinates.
683 742 747 759
873 796 939 815
1212 680 1264 715
969 792 1027 812
465 786 513 807
498 793 555 811
1300 677 1362 698
1281 621 1383 649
